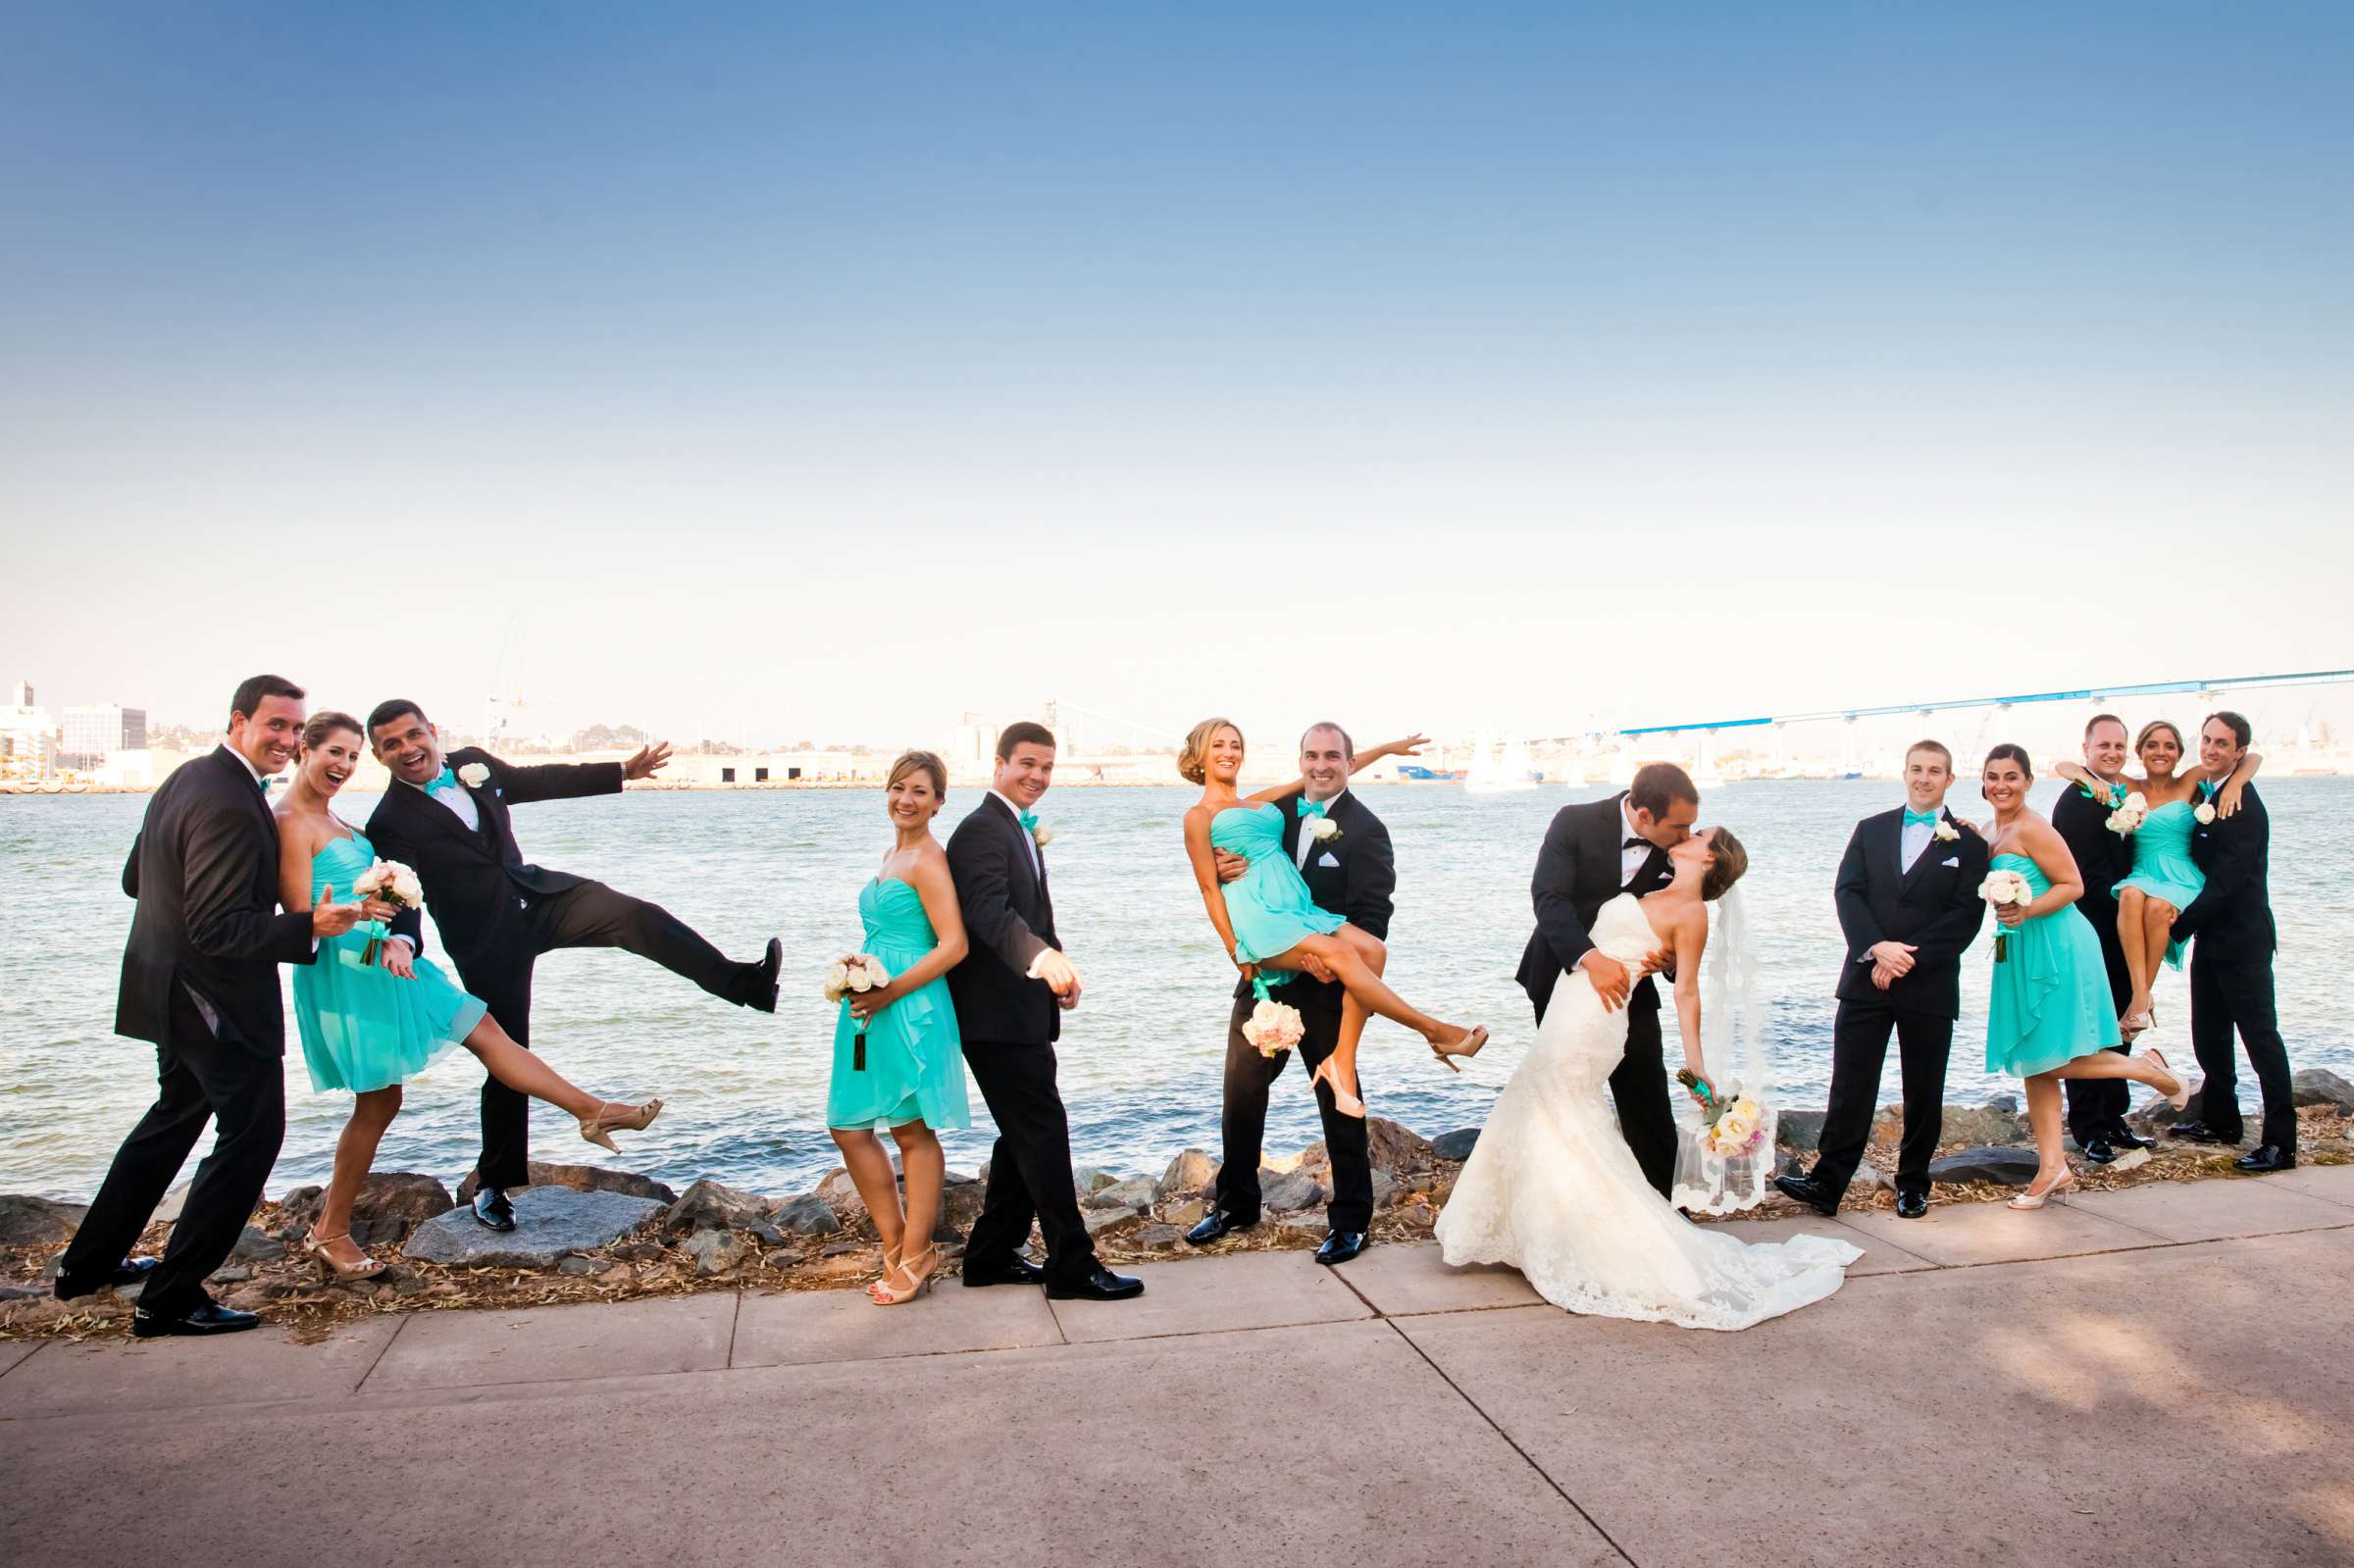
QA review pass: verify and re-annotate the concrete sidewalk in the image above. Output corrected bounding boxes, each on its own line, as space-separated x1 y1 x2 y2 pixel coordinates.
5 1169 2350 1568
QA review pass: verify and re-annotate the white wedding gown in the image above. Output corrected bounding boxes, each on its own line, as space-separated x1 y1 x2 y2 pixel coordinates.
1436 893 1861 1331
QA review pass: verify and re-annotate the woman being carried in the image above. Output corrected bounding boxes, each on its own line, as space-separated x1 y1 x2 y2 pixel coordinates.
1180 719 1485 1120
2054 720 2258 1037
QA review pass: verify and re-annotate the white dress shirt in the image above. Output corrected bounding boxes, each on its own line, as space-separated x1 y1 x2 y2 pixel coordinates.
1899 812 1935 874
992 789 1042 878
1619 798 1655 885
1297 789 1345 871
407 763 482 833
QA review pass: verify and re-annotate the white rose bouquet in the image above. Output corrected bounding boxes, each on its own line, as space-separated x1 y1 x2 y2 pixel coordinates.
1241 998 1305 1058
349 858 423 968
1978 869 2036 960
2105 790 2150 835
826 954 894 1064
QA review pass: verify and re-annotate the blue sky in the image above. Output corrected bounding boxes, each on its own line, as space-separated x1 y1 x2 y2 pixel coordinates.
6 4 2349 748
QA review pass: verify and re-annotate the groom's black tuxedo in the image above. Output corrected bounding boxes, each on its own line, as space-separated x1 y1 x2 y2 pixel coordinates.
1515 792 1680 1197
1215 790 1395 1233
1808 804 1989 1203
947 792 1099 1287
2173 782 2293 1151
366 746 769 1189
65 746 317 1316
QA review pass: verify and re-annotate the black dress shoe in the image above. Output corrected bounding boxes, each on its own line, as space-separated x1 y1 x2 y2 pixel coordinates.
2234 1145 2296 1174
1184 1208 1254 1245
2079 1137 2117 1165
2107 1124 2157 1151
473 1188 518 1232
1045 1266 1146 1301
960 1254 1048 1288
2166 1121 2241 1146
52 1255 159 1302
1772 1174 1839 1217
1314 1230 1368 1266
748 937 783 1013
132 1298 261 1339
1894 1190 1928 1220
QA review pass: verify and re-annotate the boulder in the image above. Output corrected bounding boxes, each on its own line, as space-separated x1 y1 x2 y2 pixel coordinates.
230 1224 286 1263
1776 1111 1827 1153
683 1229 748 1278
279 1173 455 1248
662 1179 770 1235
0 1194 87 1246
1083 1176 1159 1212
1431 1128 1481 1162
403 1187 663 1270
1131 1223 1186 1250
1364 1118 1436 1172
1847 1164 1890 1194
1157 1148 1218 1201
556 1255 600 1277
1370 1169 1398 1209
2290 1068 2354 1114
1927 1146 2042 1187
1870 1103 2026 1148
773 1192 843 1238
456 1163 678 1205
1082 1206 1143 1238
933 1179 986 1243
1261 1169 1326 1213
1984 1092 2021 1114
816 1168 877 1237
1071 1167 1119 1193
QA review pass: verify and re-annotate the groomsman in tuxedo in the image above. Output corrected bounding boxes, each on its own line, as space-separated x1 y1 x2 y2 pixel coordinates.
2167 711 2296 1171
1514 763 1698 1197
60 676 384 1337
1776 741 1988 1220
1189 723 1394 1264
2050 714 2150 1162
946 722 1142 1301
365 700 783 1232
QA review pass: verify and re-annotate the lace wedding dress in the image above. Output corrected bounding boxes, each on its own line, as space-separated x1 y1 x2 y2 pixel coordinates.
1435 893 1860 1331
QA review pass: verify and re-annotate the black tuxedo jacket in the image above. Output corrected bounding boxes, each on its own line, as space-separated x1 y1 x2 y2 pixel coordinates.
1516 792 1676 1025
1830 805 1990 1018
116 746 316 1054
2173 782 2276 962
1230 791 1396 1017
364 746 623 970
946 793 1062 1044
2052 784 2133 936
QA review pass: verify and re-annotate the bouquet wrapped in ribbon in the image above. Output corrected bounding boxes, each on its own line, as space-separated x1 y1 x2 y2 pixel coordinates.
347 858 422 969
827 954 893 1070
1241 998 1305 1058
1978 869 2035 961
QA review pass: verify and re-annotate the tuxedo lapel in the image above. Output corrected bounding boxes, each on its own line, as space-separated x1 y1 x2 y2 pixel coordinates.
1898 810 1951 896
387 781 500 865
212 747 275 837
988 793 1042 912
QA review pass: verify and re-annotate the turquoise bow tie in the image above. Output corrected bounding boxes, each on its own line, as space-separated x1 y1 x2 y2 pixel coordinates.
1296 798 1327 820
1903 809 1938 828
1018 809 1038 833
257 774 275 793
425 765 460 796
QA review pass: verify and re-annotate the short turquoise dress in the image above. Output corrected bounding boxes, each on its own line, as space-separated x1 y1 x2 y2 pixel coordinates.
292 830 488 1094
2114 797 2205 971
1210 802 1346 989
1985 852 2124 1079
824 877 971 1132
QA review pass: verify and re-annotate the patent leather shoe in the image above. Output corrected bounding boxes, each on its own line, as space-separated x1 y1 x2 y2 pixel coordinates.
959 1254 1048 1289
1772 1174 1839 1217
472 1187 518 1232
1894 1189 1928 1220
1184 1209 1254 1245
1045 1266 1145 1301
1314 1230 1368 1266
132 1297 261 1339
749 937 783 1013
2165 1121 2240 1146
2234 1145 2295 1174
2078 1137 2117 1165
52 1255 159 1301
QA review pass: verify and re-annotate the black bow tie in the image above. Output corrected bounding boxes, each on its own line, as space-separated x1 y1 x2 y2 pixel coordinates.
1623 836 1648 851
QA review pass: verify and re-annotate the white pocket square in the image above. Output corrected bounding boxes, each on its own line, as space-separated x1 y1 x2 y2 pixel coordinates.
1942 856 1960 867
1317 852 1340 868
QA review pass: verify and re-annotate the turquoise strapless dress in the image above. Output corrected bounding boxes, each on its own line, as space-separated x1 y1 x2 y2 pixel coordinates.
2114 798 2204 970
1210 803 1346 988
291 832 487 1094
1985 853 2123 1079
824 878 971 1132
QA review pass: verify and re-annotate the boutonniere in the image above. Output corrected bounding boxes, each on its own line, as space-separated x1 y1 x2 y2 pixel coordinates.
1932 819 1960 842
1031 824 1052 847
2192 801 2217 826
1306 816 1342 844
457 762 490 789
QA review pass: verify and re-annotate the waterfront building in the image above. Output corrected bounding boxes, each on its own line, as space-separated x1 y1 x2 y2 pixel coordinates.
61 704 147 770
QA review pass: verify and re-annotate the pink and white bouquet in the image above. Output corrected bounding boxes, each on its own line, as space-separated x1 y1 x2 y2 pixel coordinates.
2104 791 2150 835
1979 869 2035 960
1241 998 1305 1058
1676 1070 1768 1158
349 858 422 967
825 954 892 1009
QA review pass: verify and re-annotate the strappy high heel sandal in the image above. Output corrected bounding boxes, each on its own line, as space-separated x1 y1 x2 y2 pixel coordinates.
1310 1056 1367 1120
871 1244 937 1306
2141 1047 2192 1112
1429 1025 1489 1074
2008 1167 2076 1211
302 1229 385 1282
866 1242 903 1302
579 1098 662 1153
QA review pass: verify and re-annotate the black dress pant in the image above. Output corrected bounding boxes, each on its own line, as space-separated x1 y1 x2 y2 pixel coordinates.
1811 997 1952 1198
960 1036 1098 1286
1614 1004 1677 1200
1212 987 1374 1232
2190 954 2296 1150
2066 912 2134 1143
464 879 754 1189
64 988 284 1316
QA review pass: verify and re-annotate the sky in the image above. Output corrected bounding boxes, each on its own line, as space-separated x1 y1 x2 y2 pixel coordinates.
6 3 2351 751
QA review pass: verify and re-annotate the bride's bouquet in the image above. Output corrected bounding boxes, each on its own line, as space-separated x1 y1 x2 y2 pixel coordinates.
1671 1069 1779 1217
1978 869 2035 960
348 858 422 968
1677 1071 1769 1160
1241 998 1305 1058
827 954 893 1069
2104 791 2150 835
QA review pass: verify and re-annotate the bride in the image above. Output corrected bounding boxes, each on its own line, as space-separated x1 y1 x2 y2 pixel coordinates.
1436 826 1863 1330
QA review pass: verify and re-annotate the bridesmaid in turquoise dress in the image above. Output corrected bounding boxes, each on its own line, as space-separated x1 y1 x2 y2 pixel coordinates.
827 751 972 1306
1180 718 1486 1121
275 714 661 1280
2055 719 2261 1037
1975 744 2189 1210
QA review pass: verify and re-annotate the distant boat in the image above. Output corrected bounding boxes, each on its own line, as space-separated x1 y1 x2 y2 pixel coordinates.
1397 764 1465 782
1465 733 1540 794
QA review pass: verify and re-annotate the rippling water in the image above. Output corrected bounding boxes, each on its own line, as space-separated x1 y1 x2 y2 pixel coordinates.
5 780 2345 1202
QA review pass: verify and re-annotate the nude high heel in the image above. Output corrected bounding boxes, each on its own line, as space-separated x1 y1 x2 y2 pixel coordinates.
2141 1048 2191 1112
579 1098 663 1153
1429 1026 1489 1074
1310 1056 1367 1120
302 1229 385 1282
871 1243 937 1306
2008 1167 2076 1211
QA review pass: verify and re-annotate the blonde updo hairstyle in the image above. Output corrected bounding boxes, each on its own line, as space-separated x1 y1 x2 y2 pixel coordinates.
1179 717 1243 785
886 749 948 811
